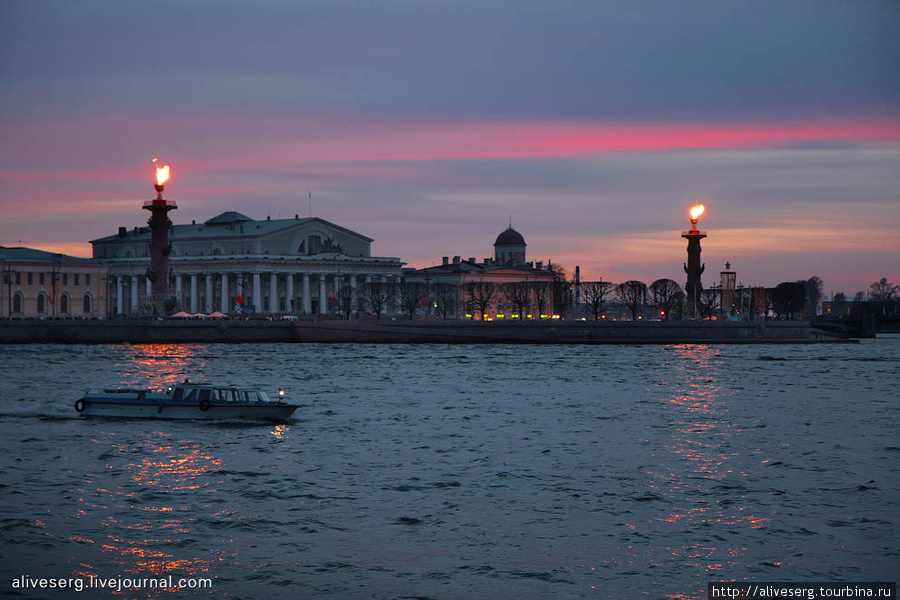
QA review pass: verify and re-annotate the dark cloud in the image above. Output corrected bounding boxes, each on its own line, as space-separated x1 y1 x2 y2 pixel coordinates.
2 0 898 121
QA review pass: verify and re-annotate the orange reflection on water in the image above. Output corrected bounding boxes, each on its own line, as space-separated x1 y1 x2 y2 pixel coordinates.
74 432 226 590
113 343 208 388
630 345 770 583
69 534 95 544
124 433 222 493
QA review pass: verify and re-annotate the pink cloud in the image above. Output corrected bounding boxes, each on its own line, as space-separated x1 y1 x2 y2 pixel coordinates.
2 114 897 294
250 118 900 165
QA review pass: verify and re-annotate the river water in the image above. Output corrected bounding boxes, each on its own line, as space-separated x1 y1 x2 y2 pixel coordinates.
0 339 897 599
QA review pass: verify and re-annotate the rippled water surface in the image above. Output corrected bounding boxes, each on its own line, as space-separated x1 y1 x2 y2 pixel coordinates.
1 339 898 599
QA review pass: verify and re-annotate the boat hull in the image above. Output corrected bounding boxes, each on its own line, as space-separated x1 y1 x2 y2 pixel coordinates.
77 394 298 422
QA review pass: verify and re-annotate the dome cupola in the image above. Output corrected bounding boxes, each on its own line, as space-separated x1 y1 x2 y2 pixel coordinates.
493 226 527 265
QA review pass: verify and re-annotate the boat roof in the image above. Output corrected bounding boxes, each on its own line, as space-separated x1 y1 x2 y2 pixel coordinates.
177 382 266 392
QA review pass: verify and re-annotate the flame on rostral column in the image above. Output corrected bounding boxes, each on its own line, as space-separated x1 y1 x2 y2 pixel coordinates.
152 157 170 186
690 204 705 223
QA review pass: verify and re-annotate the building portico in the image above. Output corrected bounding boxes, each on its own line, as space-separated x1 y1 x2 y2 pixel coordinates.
93 212 404 317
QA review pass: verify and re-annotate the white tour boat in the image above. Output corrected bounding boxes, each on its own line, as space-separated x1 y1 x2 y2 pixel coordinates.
74 380 299 422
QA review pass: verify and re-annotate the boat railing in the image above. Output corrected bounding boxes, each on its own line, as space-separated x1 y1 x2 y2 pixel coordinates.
87 387 169 395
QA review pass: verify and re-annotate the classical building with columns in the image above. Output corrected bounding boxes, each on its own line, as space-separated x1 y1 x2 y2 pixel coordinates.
91 212 404 317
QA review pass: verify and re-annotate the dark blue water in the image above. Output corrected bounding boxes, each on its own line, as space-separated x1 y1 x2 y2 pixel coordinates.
1 339 898 599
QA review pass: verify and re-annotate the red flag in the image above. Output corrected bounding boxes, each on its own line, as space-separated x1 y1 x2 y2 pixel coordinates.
236 295 243 305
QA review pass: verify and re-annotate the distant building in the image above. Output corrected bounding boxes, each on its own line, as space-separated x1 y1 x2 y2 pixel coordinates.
91 212 404 316
1 246 107 318
404 227 557 320
493 226 527 265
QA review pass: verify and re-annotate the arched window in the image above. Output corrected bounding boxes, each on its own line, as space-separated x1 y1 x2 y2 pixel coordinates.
83 294 92 314
60 293 69 314
37 294 46 313
13 293 22 314
307 235 322 255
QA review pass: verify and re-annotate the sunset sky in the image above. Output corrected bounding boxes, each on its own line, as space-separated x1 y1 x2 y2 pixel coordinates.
1 0 898 295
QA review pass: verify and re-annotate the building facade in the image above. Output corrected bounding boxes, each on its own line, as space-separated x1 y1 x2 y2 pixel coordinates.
404 227 557 320
1 247 108 318
91 212 404 316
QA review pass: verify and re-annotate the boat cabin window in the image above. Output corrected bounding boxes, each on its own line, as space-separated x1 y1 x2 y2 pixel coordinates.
214 389 230 402
172 388 184 402
198 389 212 402
181 388 197 402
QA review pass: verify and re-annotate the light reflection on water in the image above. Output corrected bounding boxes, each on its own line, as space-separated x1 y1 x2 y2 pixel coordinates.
658 345 766 579
0 341 897 599
112 344 209 389
71 432 225 593
618 344 760 584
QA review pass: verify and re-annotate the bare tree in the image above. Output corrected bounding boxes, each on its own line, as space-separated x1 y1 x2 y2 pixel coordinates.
465 280 496 321
532 282 550 318
581 280 613 320
869 277 899 316
870 277 898 302
363 281 391 320
649 278 684 320
803 276 825 318
616 280 647 321
550 264 572 318
399 282 425 319
431 283 459 319
337 281 355 319
501 281 529 319
698 288 721 320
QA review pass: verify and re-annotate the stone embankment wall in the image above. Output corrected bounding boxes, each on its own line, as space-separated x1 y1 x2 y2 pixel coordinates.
0 319 841 344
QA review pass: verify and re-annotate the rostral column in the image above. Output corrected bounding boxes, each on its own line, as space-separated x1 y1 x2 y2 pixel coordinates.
142 160 177 311
682 204 707 319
